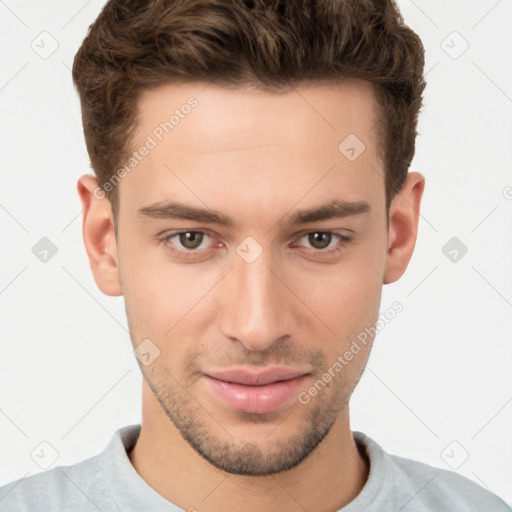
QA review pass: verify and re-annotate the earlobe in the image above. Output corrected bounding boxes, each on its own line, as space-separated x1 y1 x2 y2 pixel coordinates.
383 172 425 285
77 174 123 297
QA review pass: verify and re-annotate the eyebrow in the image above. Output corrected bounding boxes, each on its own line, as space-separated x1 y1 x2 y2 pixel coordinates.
137 199 371 227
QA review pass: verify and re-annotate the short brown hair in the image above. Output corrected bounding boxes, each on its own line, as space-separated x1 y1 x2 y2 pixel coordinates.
72 0 425 222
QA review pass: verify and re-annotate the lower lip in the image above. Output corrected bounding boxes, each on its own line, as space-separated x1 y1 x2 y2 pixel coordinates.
204 375 308 414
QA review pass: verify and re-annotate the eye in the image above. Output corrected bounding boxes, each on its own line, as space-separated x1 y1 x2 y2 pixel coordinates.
176 231 206 249
294 231 351 254
305 232 334 250
162 230 214 252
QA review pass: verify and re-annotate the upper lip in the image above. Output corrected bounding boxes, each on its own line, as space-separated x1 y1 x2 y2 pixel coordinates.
205 367 309 386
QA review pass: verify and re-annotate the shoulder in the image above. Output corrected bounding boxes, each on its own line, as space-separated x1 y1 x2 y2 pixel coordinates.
0 425 142 512
0 452 114 512
353 432 511 511
389 452 509 510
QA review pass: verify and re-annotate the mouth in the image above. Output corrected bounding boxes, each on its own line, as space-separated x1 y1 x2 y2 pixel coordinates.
203 367 310 414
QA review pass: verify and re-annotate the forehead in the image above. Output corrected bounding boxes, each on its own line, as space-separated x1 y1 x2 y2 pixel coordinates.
120 80 384 221
135 79 380 149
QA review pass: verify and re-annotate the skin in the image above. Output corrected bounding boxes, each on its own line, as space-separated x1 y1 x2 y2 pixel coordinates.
77 80 424 512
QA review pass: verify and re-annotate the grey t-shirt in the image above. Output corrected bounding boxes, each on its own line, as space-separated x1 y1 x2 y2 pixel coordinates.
0 424 509 511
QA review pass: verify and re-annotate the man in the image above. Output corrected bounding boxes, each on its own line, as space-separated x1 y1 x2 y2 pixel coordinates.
0 0 509 510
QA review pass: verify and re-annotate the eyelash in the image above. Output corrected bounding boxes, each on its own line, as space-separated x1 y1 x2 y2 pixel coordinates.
158 229 352 258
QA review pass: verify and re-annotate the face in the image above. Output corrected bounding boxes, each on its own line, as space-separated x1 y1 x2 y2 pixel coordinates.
100 80 392 475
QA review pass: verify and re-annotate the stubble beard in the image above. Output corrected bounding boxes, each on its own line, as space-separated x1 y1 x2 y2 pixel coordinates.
141 364 355 476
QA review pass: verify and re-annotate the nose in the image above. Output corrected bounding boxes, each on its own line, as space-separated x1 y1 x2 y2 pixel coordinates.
219 249 296 352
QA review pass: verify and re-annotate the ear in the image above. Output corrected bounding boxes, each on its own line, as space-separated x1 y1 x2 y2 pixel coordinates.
77 174 122 296
383 171 425 284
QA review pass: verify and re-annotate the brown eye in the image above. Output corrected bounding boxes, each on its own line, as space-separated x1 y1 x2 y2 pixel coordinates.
178 231 204 249
160 230 219 259
294 231 352 256
307 232 332 249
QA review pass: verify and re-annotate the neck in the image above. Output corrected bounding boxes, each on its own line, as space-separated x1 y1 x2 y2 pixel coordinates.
129 383 369 512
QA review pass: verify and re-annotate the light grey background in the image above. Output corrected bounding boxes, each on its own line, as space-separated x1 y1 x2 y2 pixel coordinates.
0 0 511 505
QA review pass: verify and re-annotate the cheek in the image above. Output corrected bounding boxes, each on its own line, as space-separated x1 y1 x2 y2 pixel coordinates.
291 237 386 340
117 232 176 336
118 233 224 346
